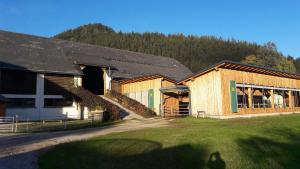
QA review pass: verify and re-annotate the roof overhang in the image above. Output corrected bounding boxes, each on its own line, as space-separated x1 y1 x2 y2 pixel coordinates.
160 85 189 94
179 60 300 84
120 74 176 84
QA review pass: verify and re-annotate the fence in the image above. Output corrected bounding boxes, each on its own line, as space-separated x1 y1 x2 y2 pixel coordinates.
0 113 107 133
163 103 190 117
0 117 15 132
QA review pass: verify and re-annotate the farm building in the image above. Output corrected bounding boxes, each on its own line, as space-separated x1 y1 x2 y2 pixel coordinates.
121 60 300 118
120 74 189 116
0 30 192 120
180 60 300 118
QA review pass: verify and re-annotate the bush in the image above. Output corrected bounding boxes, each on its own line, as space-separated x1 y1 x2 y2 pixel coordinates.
105 90 156 118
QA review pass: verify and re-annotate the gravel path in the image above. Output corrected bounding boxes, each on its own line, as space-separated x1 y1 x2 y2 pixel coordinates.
0 118 171 169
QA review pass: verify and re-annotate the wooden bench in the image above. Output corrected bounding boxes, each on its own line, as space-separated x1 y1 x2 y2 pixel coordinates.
197 111 206 118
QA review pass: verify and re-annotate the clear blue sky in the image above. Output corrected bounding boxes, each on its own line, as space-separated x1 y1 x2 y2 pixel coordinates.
0 0 299 57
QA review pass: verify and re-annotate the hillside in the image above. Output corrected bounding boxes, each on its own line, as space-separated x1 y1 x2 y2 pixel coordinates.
55 23 297 73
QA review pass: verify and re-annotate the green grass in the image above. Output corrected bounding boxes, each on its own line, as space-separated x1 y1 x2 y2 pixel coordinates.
39 114 300 169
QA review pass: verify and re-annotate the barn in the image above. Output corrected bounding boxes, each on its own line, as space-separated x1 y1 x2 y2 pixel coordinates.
180 60 300 118
120 74 190 116
0 30 192 120
120 60 300 118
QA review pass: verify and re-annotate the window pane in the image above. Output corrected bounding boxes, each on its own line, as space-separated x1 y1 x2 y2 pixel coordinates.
293 91 300 107
44 98 73 107
274 90 284 108
6 98 35 108
0 70 36 94
237 87 249 108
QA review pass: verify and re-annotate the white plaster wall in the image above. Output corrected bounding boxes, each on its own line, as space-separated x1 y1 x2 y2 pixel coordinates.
6 108 39 120
42 107 80 120
6 106 82 120
103 70 111 91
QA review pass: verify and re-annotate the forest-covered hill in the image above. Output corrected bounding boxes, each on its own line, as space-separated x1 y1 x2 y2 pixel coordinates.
55 23 300 73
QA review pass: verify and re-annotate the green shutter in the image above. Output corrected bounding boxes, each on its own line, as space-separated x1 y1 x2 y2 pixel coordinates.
148 89 154 109
230 80 238 113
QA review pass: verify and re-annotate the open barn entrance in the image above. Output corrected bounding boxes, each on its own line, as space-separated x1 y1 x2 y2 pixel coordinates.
160 85 190 117
82 66 104 95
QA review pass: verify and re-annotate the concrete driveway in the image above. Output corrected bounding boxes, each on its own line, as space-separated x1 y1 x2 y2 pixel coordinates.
0 118 170 169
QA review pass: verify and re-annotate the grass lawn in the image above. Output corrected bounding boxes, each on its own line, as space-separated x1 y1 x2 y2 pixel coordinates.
38 114 300 169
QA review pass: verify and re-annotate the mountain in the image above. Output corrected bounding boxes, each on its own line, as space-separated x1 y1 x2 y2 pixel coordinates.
55 23 297 73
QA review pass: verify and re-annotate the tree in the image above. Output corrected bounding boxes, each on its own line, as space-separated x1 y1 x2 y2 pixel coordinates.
54 23 296 73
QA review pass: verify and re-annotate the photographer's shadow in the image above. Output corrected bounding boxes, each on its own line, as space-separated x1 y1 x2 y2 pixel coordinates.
207 152 226 169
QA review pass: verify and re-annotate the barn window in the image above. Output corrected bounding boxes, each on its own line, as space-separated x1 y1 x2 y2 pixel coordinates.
252 88 263 108
273 90 289 108
293 91 300 107
251 88 272 108
0 70 36 94
6 98 35 108
44 98 73 108
237 87 249 108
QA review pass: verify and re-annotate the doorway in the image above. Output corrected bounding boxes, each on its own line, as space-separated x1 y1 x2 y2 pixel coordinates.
82 66 104 95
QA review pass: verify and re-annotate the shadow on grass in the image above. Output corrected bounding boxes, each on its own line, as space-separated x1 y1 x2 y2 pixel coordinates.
207 152 226 169
38 139 210 169
236 128 300 168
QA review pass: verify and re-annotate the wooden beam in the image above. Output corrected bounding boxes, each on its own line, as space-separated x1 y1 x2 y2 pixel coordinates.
289 90 293 108
248 87 252 109
270 89 274 108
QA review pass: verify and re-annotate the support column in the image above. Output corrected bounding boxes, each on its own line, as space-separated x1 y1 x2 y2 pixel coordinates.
247 88 252 108
36 74 44 120
188 91 192 116
289 90 293 108
160 92 166 117
270 89 274 108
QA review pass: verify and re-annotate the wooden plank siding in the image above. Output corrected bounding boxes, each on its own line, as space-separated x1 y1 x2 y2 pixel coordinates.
111 80 121 93
185 70 223 117
220 68 300 116
121 78 163 114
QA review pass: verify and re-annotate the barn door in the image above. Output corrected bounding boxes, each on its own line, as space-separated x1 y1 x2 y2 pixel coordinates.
148 89 154 109
230 80 238 113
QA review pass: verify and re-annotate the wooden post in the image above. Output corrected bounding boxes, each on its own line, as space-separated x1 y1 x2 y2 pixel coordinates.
270 89 274 108
247 88 252 108
289 90 293 108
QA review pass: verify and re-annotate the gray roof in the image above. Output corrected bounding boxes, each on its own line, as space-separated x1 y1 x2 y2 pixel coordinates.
0 30 192 81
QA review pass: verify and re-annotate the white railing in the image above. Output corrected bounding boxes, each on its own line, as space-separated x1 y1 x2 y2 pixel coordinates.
0 113 105 133
0 117 15 132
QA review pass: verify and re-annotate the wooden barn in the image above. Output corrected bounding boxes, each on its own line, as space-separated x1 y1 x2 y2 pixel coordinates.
120 75 190 116
180 61 300 118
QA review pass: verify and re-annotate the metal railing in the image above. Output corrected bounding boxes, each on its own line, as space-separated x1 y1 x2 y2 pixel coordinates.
0 117 15 132
163 103 190 117
0 113 105 133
